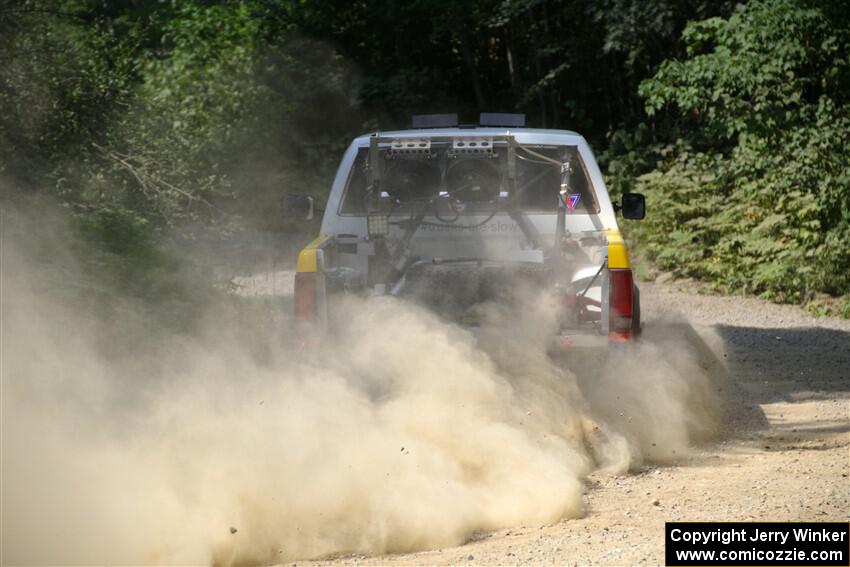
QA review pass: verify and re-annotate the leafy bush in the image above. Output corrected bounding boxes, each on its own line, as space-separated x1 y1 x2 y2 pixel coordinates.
635 0 850 303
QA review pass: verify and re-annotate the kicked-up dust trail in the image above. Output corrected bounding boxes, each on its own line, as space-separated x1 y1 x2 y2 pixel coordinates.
1 203 723 565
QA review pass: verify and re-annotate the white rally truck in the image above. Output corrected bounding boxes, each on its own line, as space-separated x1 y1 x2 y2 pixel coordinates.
289 114 645 352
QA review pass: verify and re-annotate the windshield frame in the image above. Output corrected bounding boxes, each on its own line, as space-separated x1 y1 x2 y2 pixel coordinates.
336 136 600 217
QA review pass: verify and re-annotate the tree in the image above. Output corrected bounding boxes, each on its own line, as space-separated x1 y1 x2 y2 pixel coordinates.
635 0 850 302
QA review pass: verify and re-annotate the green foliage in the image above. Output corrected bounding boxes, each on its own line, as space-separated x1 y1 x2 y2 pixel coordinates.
93 3 263 222
0 0 136 182
635 0 850 304
641 0 849 138
2 1 361 227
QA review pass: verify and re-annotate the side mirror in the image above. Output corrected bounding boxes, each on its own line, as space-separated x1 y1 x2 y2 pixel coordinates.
282 194 314 221
621 192 645 220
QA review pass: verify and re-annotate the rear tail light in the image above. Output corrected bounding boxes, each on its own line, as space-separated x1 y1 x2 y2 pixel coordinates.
608 268 633 342
294 272 317 321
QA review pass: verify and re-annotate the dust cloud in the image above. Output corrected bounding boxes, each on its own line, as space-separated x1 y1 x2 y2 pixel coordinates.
1 202 724 566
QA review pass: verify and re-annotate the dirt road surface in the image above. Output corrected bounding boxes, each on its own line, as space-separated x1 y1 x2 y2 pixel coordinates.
283 281 850 566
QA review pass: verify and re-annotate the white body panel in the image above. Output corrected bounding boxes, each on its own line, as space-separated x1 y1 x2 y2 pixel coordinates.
309 127 632 347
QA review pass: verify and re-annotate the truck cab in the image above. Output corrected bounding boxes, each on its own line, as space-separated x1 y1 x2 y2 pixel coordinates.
292 115 645 351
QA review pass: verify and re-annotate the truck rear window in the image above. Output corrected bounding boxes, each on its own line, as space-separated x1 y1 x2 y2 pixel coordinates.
339 144 599 215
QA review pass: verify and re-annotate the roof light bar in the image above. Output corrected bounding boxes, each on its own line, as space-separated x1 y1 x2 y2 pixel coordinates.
479 112 526 127
411 113 459 129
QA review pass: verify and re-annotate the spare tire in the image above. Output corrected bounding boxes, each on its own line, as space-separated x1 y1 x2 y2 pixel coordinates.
384 160 440 201
446 159 500 202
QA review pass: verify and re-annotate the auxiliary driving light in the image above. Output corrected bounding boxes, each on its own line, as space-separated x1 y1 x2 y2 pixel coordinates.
367 213 390 237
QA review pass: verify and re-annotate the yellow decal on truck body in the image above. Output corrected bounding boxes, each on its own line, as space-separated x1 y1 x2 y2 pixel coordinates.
605 229 630 269
296 234 332 273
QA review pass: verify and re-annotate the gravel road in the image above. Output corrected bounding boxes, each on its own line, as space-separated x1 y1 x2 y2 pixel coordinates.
287 281 850 566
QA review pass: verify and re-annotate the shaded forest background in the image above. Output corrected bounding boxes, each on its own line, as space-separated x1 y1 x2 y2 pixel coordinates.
1 0 848 315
